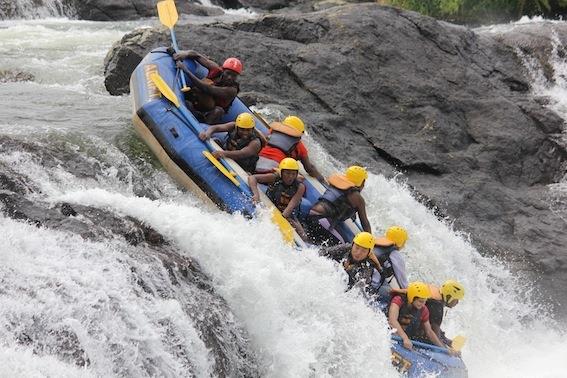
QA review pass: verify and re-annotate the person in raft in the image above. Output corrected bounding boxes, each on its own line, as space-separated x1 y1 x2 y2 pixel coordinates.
199 112 265 173
319 231 383 290
398 280 465 348
369 226 410 298
388 281 457 355
254 115 325 183
305 165 371 245
173 49 241 124
248 158 307 239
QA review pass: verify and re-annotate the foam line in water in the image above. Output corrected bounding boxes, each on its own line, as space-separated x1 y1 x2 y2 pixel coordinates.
57 188 398 377
0 215 218 376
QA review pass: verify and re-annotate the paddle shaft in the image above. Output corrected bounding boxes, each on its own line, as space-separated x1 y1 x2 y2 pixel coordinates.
169 29 189 89
391 335 450 354
157 0 189 90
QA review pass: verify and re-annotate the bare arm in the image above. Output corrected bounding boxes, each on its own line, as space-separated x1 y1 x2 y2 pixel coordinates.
176 62 237 99
199 122 235 140
223 139 261 161
388 303 413 350
173 50 220 71
319 243 351 261
431 323 441 338
282 183 305 218
301 155 325 182
349 192 371 233
247 173 276 203
423 321 446 348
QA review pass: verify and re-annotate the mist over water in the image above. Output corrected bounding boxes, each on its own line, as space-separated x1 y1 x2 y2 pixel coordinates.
0 15 566 377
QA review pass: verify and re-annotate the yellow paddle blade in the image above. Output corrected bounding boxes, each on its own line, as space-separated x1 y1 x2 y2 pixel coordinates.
452 335 466 352
271 209 295 245
149 72 180 108
202 151 240 186
157 0 178 29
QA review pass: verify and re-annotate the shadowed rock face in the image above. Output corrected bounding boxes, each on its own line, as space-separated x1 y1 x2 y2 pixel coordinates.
0 0 226 21
72 0 225 21
0 135 260 376
104 3 567 317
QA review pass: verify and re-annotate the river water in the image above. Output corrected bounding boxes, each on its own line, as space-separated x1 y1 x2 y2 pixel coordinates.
0 13 565 378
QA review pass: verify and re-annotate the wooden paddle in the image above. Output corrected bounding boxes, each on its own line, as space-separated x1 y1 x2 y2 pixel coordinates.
157 0 190 92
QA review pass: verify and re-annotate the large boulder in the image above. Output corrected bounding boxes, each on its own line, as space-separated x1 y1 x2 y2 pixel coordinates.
72 0 224 21
0 0 74 19
0 135 260 375
104 4 567 316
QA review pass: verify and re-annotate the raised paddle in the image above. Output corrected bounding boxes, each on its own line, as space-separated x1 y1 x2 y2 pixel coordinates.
157 0 190 92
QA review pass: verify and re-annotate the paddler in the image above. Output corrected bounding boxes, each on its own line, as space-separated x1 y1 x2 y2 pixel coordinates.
369 226 409 298
199 112 264 173
319 232 383 290
254 116 325 183
173 49 241 124
248 158 307 239
305 166 371 245
388 282 458 355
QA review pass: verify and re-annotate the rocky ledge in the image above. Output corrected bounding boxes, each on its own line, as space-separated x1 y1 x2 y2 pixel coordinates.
0 135 259 375
103 4 567 317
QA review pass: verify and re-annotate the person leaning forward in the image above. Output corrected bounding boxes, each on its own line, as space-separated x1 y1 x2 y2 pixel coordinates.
248 158 307 239
388 281 458 356
255 116 324 182
319 232 383 290
369 226 410 298
173 49 241 124
305 166 371 245
418 280 465 347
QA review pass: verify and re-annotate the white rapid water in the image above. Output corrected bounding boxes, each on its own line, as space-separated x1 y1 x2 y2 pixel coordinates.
1 15 566 378
0 0 72 20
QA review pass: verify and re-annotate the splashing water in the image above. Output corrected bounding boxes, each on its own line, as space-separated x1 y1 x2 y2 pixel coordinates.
0 0 73 20
0 16 566 377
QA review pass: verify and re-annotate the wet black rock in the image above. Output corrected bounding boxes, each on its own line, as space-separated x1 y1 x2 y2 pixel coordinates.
0 136 260 374
238 0 364 12
0 0 73 19
481 21 567 84
104 4 567 317
0 70 34 83
71 0 223 21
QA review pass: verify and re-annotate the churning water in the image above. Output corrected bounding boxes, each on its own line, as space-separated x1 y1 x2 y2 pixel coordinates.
0 14 565 377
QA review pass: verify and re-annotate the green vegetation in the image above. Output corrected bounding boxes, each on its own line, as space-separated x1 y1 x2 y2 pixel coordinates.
379 0 567 24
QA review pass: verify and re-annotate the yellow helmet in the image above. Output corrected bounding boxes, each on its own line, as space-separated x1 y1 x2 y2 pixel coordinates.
407 281 431 303
441 280 465 302
283 116 305 134
353 232 375 249
345 166 368 187
235 113 255 129
385 226 408 249
279 157 300 171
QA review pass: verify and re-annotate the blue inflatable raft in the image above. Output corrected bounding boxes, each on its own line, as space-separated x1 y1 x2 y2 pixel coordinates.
129 47 467 377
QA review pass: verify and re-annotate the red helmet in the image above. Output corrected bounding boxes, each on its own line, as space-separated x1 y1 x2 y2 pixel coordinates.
222 57 243 74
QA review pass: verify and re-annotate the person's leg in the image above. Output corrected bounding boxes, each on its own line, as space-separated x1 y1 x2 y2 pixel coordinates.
185 101 206 122
303 216 341 246
288 216 308 241
204 107 225 124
